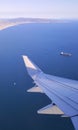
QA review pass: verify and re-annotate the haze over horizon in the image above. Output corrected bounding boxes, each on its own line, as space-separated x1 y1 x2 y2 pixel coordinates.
0 0 78 19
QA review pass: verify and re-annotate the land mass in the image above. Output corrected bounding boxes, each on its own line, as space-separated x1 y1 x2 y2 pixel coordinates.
0 18 70 30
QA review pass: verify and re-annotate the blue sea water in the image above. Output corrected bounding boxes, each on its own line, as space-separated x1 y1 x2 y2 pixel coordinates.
0 22 78 130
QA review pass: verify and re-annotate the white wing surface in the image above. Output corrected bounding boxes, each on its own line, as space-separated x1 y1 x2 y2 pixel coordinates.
22 55 78 130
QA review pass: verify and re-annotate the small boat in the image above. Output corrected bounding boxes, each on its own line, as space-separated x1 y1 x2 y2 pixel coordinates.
14 82 16 86
60 52 72 56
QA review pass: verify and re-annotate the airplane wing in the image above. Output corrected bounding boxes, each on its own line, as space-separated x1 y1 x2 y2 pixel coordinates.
22 55 78 130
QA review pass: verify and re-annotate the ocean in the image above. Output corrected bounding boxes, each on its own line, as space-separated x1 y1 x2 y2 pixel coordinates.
0 22 78 130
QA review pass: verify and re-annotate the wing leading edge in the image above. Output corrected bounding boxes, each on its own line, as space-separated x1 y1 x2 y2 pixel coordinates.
22 55 78 130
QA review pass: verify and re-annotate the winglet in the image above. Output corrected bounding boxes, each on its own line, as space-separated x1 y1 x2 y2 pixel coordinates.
22 55 42 79
22 55 37 70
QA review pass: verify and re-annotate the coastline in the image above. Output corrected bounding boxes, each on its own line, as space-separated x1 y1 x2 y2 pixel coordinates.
0 23 18 31
0 22 27 31
0 18 72 31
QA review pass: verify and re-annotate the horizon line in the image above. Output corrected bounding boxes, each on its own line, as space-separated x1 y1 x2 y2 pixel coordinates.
0 17 78 20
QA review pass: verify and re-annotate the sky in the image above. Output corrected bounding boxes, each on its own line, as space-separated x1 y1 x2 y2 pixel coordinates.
0 0 78 19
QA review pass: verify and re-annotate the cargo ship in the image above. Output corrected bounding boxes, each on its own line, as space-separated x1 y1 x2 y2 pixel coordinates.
60 52 72 56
